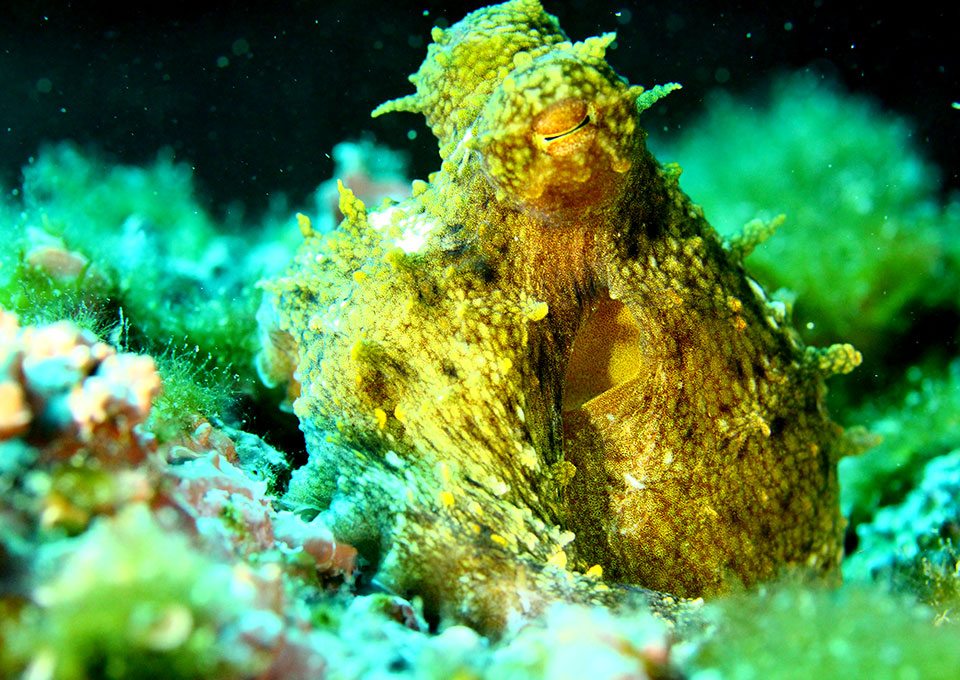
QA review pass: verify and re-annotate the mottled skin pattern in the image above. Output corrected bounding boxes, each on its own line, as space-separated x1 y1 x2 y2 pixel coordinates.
259 0 860 634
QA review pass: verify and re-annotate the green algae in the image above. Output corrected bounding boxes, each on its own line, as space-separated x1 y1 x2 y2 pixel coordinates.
893 538 960 623
840 360 960 529
845 447 960 619
687 583 960 680
1 142 271 392
0 143 305 453
146 349 240 441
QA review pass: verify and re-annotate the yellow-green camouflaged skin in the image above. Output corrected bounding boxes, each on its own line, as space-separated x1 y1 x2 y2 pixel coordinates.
259 0 861 635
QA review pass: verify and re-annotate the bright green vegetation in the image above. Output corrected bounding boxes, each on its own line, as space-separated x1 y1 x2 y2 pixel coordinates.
0 142 297 438
689 583 960 680
845 447 960 620
840 360 960 529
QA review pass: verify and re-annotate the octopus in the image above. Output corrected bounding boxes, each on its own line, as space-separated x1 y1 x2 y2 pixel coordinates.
258 0 862 635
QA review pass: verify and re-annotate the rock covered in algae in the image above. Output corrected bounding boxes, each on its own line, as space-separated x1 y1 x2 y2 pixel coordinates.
259 0 861 634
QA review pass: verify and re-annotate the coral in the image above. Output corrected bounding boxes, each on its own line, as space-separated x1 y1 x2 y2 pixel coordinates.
650 71 959 361
0 306 341 567
260 0 860 634
21 226 106 287
0 222 110 340
165 447 357 577
146 351 243 442
0 343 355 680
301 595 682 680
0 141 311 497
20 143 217 251
0 309 160 465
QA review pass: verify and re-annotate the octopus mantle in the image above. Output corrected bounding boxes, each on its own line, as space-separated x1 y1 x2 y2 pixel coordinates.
259 0 860 634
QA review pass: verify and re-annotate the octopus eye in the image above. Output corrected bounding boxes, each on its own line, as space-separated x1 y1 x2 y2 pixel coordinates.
534 99 594 156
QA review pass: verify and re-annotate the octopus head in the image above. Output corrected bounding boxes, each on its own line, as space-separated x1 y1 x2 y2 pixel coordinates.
475 47 644 221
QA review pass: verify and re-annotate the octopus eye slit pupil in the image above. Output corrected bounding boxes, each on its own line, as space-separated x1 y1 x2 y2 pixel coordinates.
541 113 592 142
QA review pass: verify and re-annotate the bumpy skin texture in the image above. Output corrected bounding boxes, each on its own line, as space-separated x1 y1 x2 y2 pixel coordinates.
260 0 860 634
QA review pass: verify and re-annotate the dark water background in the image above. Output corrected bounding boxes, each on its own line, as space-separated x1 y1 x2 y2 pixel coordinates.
1 0 956 220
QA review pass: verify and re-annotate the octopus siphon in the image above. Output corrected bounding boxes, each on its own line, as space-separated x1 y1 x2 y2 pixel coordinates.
258 0 862 635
